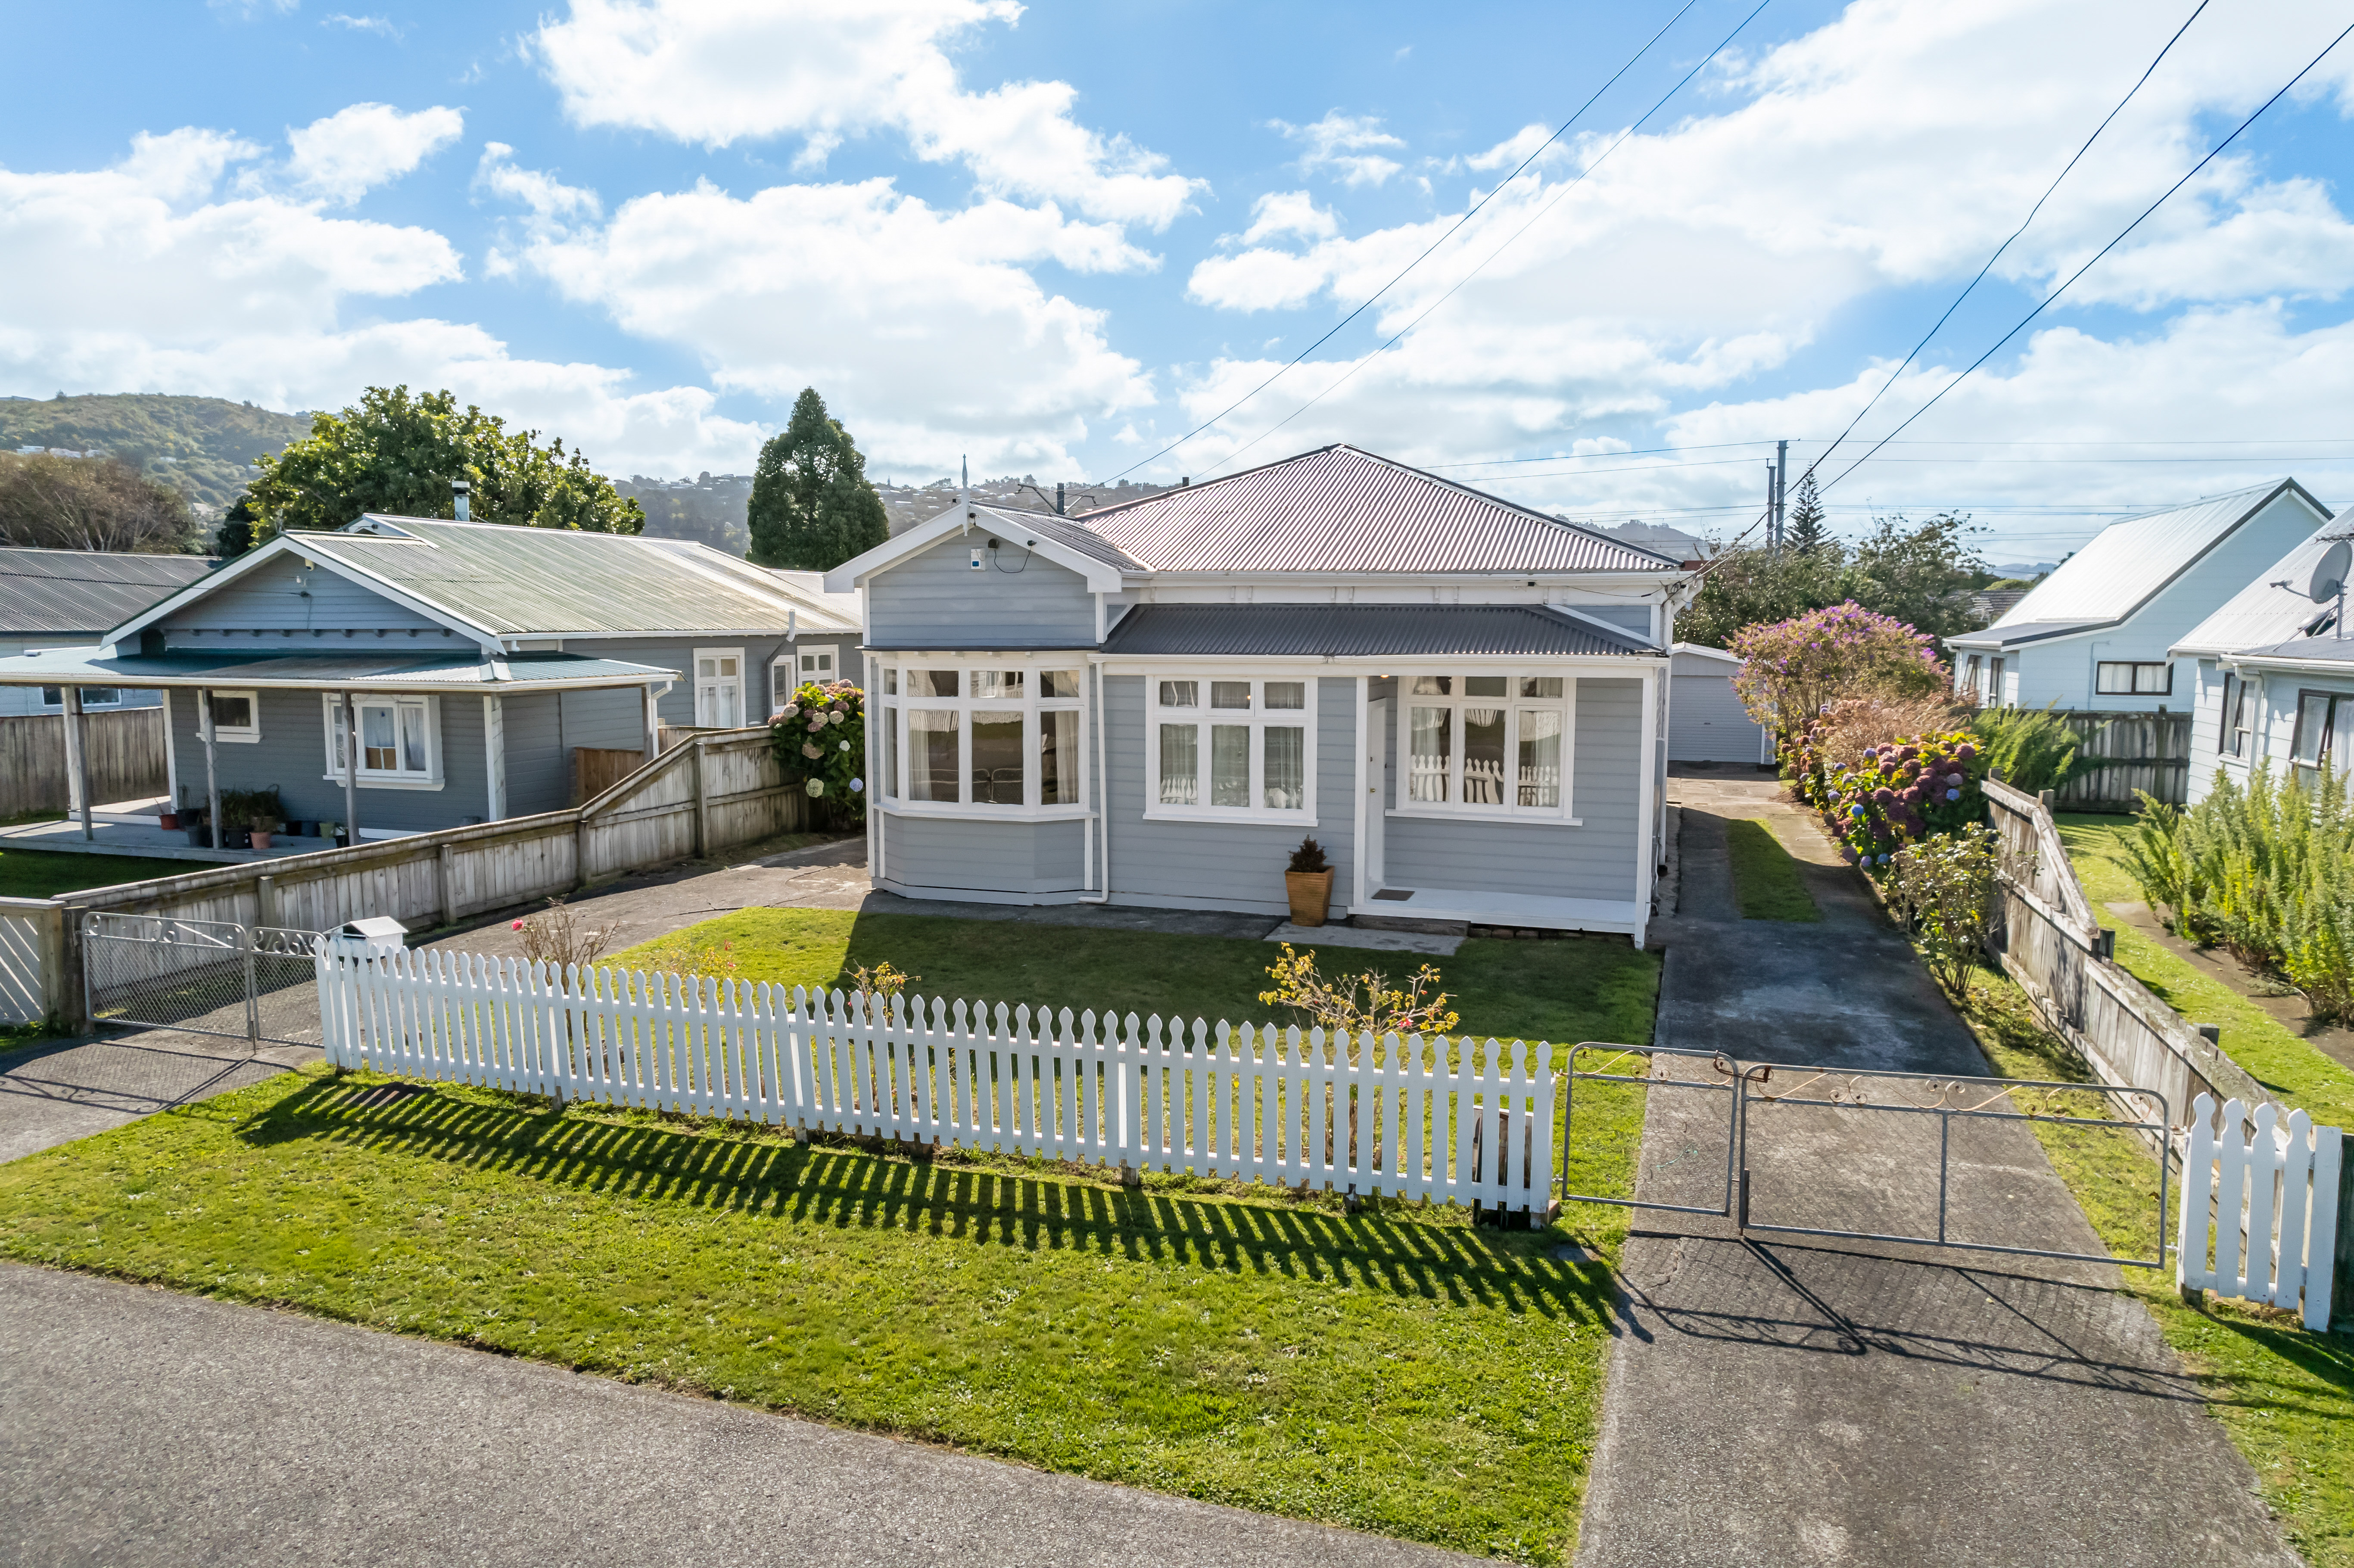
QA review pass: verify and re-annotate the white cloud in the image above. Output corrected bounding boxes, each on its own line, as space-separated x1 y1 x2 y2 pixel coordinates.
516 175 1157 474
1241 190 1337 245
532 0 1199 228
1272 111 1405 188
474 143 601 224
283 103 465 206
324 14 405 41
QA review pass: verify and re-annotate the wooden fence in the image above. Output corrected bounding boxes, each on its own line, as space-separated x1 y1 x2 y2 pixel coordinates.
570 747 643 806
314 944 1560 1221
2178 1095 2341 1331
13 726 805 1029
0 708 168 818
2051 709 2192 810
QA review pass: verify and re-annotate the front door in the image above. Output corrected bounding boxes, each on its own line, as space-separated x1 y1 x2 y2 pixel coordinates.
694 648 743 728
1362 697 1388 894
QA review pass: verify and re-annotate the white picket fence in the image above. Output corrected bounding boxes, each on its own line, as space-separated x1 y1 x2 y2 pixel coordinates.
314 947 1560 1220
2177 1095 2343 1330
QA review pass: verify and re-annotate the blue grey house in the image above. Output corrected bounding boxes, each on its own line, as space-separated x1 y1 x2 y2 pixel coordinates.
827 445 1690 941
0 546 218 717
0 511 857 840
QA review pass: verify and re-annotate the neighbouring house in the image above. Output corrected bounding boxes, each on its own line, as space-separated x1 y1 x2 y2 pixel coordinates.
825 445 1691 941
1666 643 1770 765
2172 504 2352 804
1944 480 2331 712
0 506 858 841
0 546 218 716
1969 587 2031 626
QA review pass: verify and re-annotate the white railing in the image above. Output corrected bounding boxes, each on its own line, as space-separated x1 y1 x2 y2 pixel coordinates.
2177 1095 2343 1331
315 947 1560 1221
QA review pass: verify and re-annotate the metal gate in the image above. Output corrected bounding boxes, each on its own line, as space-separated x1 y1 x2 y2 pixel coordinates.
82 913 327 1048
1562 1043 2173 1269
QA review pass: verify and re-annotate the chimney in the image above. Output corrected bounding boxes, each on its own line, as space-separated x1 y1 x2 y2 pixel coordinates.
1055 481 1066 516
452 479 471 522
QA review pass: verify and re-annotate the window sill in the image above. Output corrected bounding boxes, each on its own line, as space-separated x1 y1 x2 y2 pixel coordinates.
881 801 1091 823
324 773 447 792
1386 806 1582 828
1143 807 1318 827
210 733 261 745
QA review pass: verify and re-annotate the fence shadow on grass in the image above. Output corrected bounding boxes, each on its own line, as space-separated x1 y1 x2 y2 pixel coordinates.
237 1074 1619 1328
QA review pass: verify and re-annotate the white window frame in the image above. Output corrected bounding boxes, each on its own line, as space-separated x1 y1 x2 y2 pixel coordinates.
875 658 1090 821
772 644 844 714
321 693 445 790
1389 670 1580 826
206 689 261 744
1145 674 1319 825
43 687 125 709
694 645 747 728
2219 672 2253 760
2096 660 2172 697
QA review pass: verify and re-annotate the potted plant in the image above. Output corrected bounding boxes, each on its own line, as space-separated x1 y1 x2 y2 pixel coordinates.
248 806 276 851
184 809 210 848
1285 837 1334 927
159 791 181 832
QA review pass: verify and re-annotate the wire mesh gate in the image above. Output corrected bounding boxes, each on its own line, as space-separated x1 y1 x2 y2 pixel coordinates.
1561 1043 2172 1269
82 913 328 1048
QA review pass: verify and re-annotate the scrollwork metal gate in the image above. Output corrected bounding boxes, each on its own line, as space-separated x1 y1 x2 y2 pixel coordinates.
81 912 327 1049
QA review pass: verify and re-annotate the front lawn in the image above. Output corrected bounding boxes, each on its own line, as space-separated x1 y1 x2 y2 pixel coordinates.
1951 967 2354 1567
2055 815 2354 1129
614 908 1663 1047
0 848 184 900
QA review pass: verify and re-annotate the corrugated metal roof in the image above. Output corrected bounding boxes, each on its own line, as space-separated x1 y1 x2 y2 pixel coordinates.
2173 522 2354 655
2229 637 2354 668
283 518 846 637
1099 604 1660 658
1063 446 1685 576
1987 480 2321 631
1948 618 2104 649
0 646 673 690
0 548 217 637
965 507 1150 572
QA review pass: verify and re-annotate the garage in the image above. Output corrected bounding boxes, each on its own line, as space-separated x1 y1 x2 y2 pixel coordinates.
1669 642 1770 765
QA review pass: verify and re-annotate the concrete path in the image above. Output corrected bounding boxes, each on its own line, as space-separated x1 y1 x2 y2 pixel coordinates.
0 1263 1472 1568
1572 767 2295 1568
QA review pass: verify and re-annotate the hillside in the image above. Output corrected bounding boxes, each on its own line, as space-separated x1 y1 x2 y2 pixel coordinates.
0 393 312 519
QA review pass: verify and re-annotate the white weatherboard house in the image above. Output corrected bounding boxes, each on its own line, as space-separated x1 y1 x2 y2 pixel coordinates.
2171 500 2352 805
1946 480 2331 712
0 513 858 839
826 445 1691 942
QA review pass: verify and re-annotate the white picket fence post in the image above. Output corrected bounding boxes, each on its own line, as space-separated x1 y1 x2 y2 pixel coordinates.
312 947 1565 1225
2177 1093 2343 1331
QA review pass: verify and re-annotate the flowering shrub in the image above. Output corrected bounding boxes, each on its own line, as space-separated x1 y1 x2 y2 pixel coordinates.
1887 823 1999 997
1730 601 1950 741
1259 943 1460 1041
513 896 627 970
1819 729 1986 874
1783 692 1974 808
768 678 865 821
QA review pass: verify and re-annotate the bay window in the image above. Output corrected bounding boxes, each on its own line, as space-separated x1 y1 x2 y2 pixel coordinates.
1399 673 1576 821
1149 676 1314 821
323 693 443 788
874 662 1087 815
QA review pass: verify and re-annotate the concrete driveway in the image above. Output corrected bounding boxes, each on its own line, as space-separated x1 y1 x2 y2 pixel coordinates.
1570 768 2296 1567
0 1263 1472 1568
0 1031 318 1164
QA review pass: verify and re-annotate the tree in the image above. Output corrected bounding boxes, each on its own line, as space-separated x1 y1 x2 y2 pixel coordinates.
0 452 200 553
246 386 645 543
1785 470 1829 557
1675 507 1984 648
1848 510 1983 640
1728 601 1950 736
1674 540 1849 647
747 388 889 571
213 494 259 558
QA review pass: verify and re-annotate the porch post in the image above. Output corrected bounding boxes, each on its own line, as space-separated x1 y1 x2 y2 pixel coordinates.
159 688 180 817
341 690 360 846
199 687 222 851
62 686 93 841
642 684 660 764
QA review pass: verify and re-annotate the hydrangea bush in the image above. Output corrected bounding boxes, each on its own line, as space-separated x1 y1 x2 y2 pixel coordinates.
768 678 866 821
1820 730 1986 874
1729 601 1950 740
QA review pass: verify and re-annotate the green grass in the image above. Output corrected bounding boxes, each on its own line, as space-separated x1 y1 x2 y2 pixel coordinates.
2055 814 2354 1129
0 848 184 900
1721 818 1820 922
1951 966 2354 1566
614 908 1663 1048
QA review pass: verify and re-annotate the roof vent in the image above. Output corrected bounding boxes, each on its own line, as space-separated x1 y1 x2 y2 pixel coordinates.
452 479 471 522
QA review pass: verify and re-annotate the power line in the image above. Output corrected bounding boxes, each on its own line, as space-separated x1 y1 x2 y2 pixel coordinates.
1105 0 1711 483
1196 0 1778 480
1428 435 2354 470
1818 15 2354 496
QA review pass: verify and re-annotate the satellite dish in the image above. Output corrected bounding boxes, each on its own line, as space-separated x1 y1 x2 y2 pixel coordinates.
2307 540 2351 604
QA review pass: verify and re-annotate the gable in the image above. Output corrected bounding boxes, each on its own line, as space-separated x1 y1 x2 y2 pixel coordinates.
157 556 452 646
865 532 1098 648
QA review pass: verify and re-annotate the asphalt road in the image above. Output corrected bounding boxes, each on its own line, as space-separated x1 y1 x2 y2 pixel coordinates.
0 1263 1475 1568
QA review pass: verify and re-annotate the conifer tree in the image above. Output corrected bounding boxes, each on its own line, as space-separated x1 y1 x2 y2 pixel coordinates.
746 388 890 571
1786 470 1829 557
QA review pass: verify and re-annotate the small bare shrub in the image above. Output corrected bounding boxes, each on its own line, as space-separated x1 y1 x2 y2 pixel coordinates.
511 897 627 971
1259 943 1460 1039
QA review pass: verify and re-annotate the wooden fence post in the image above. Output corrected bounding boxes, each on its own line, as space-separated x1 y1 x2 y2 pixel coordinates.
438 843 458 928
692 739 710 859
575 815 592 892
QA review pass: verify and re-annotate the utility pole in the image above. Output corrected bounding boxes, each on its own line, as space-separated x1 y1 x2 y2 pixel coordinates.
1775 440 1788 551
1766 464 1781 554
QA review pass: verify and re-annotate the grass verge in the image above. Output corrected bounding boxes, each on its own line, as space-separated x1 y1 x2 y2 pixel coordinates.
1721 818 1820 922
1949 964 2354 1566
2055 814 2354 1128
614 908 1663 1047
0 1061 1639 1564
0 848 191 900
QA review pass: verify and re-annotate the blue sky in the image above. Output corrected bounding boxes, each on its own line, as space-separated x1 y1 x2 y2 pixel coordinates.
6 0 2354 561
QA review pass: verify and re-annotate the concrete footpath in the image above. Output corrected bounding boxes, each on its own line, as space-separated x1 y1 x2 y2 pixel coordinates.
0 1263 1472 1568
1573 767 2295 1568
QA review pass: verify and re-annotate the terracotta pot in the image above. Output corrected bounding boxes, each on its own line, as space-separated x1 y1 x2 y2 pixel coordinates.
1285 868 1334 927
249 830 274 850
158 812 181 831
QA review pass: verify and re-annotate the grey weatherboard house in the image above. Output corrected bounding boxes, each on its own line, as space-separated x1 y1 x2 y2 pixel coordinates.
828 445 1692 942
0 512 857 841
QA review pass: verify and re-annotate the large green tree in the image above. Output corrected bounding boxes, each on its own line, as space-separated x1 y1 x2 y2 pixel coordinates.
1677 509 1983 647
1784 470 1829 557
747 387 889 571
245 386 644 542
0 452 201 553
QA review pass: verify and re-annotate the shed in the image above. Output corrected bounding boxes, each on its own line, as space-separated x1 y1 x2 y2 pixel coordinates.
1667 643 1769 764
